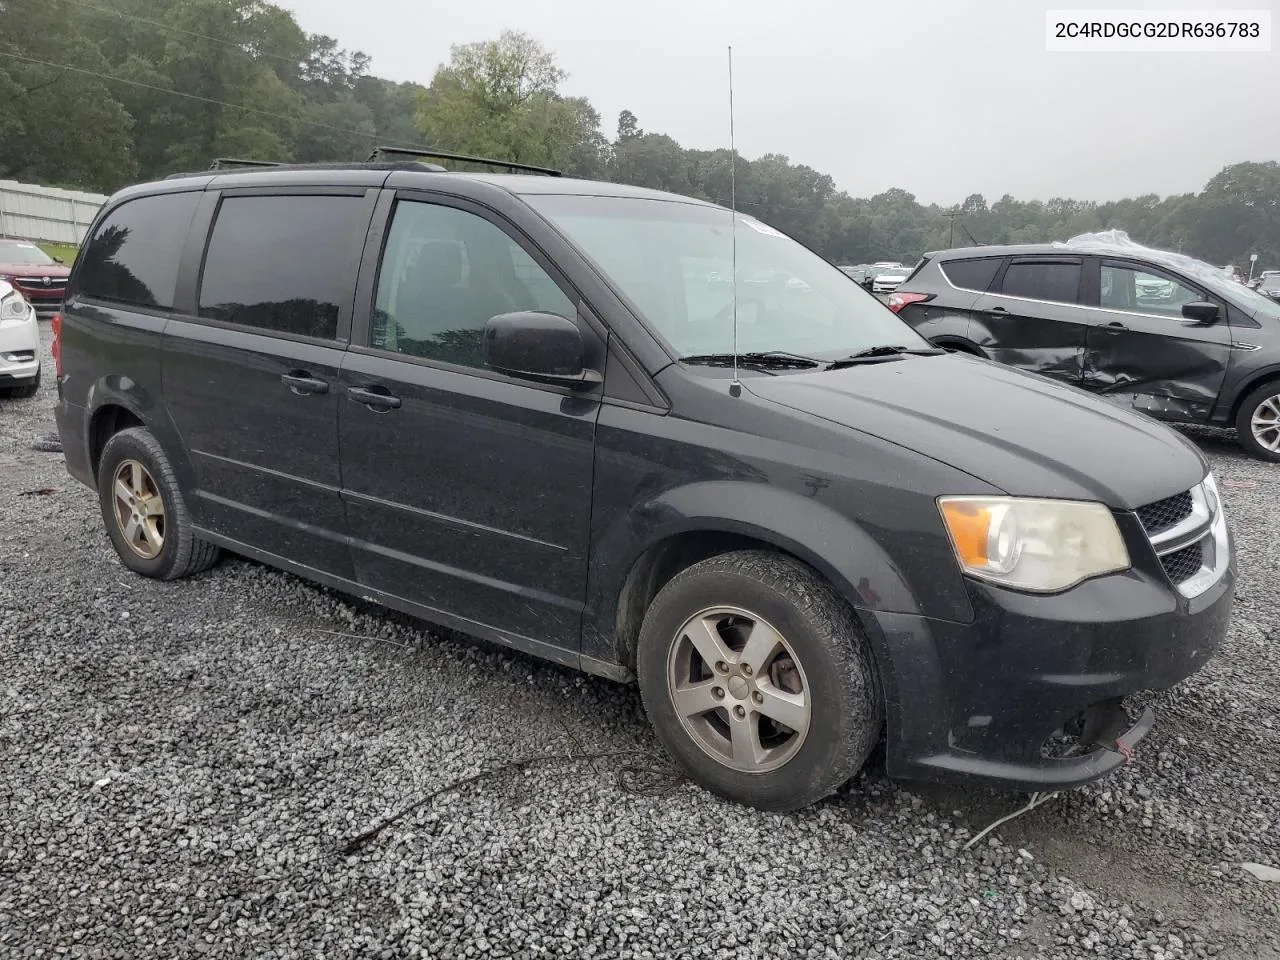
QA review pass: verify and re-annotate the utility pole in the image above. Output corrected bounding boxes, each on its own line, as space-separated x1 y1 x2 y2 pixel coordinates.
945 210 959 247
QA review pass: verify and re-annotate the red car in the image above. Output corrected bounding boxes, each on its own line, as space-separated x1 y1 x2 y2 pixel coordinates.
0 238 71 319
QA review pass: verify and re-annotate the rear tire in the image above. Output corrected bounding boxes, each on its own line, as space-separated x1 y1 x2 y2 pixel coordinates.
1235 383 1280 462
636 550 882 811
96 427 221 580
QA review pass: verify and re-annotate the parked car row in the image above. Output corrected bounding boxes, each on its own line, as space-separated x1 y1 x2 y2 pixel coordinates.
838 261 906 293
888 234 1280 461
0 237 71 319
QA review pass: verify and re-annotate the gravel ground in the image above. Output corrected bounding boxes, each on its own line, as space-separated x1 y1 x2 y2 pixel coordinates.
2 324 1278 959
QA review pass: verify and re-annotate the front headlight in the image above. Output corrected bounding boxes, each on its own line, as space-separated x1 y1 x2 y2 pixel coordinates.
938 496 1130 593
1 291 31 321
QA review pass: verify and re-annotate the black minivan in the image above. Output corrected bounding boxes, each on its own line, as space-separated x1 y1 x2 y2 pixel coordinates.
889 241 1280 461
53 160 1234 810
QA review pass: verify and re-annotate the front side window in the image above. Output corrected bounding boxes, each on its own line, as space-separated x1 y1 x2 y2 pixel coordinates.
523 194 927 359
1100 263 1201 317
198 195 367 340
370 200 576 370
1000 261 1081 304
77 193 199 309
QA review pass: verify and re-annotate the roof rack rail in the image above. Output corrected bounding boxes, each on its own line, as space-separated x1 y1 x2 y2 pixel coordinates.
209 158 285 171
367 146 562 177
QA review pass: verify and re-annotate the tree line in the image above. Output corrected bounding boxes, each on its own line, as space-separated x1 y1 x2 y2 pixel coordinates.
2 1 1276 270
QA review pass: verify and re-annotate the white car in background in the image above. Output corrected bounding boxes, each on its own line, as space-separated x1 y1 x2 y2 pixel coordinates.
0 279 41 399
872 267 911 294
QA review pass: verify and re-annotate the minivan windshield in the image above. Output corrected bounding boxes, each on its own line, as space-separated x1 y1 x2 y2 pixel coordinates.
526 195 929 359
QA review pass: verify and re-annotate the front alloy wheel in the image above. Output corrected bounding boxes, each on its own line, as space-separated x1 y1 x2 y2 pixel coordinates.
637 551 882 811
1236 384 1280 462
668 606 811 773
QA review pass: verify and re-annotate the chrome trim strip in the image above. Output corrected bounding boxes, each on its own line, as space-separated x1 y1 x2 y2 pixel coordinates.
1176 502 1229 600
1148 485 1211 555
933 258 1236 328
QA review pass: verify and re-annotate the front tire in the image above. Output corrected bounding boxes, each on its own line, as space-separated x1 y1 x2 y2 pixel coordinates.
96 427 221 580
1235 383 1280 462
636 551 882 811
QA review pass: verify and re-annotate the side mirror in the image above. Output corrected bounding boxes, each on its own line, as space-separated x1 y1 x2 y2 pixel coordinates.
1181 301 1221 324
483 311 601 389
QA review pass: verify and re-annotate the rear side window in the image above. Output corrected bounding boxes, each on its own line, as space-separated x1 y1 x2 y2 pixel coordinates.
1000 260 1081 304
941 257 1002 292
76 192 199 310
198 195 368 340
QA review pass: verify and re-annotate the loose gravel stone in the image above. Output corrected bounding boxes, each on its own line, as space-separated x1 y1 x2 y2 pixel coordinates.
1 326 1278 958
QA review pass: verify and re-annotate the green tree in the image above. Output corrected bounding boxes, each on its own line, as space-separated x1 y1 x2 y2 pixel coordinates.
414 30 604 173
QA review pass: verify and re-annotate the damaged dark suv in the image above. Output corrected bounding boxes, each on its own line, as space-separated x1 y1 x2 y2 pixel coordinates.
54 160 1234 811
889 236 1280 461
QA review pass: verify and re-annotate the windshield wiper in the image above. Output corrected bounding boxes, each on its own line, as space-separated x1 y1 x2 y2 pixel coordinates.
825 345 944 370
681 351 822 370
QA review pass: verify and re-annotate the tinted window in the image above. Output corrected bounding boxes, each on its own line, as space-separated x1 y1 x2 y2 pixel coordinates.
77 193 199 309
941 257 1002 292
198 195 367 339
1000 261 1081 304
370 201 576 370
1100 263 1202 317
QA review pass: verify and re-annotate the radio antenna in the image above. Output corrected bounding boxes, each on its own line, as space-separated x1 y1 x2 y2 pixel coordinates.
728 45 741 397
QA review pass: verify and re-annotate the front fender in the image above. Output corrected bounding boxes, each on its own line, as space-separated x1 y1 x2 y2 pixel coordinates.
581 479 946 669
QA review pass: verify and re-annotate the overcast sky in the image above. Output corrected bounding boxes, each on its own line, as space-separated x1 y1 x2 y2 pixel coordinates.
283 0 1277 205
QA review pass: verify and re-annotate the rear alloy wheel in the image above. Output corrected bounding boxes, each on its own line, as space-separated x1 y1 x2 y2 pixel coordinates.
637 551 882 811
1236 384 1280 462
97 427 222 579
111 459 166 560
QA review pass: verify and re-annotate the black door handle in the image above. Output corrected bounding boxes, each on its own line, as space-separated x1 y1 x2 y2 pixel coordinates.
281 371 329 395
987 306 1008 315
348 385 402 411
1103 321 1128 331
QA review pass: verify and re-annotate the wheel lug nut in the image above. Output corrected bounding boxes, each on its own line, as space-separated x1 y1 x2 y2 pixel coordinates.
733 705 746 719
741 663 753 676
715 661 728 674
752 691 763 705
712 686 724 699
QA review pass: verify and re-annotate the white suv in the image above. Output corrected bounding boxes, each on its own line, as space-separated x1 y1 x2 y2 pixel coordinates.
0 279 41 399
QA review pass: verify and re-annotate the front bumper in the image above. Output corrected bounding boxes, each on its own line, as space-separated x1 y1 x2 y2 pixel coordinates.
7 284 65 320
0 311 41 384
872 556 1235 791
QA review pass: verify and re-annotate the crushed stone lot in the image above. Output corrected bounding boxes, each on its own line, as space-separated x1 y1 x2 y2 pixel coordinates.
1 325 1278 959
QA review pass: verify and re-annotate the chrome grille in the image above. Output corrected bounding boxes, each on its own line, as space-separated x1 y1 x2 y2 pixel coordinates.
16 277 67 289
1136 491 1193 536
1135 479 1228 599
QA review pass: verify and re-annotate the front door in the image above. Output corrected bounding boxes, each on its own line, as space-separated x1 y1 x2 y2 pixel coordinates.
969 256 1087 385
1082 259 1231 421
338 194 603 659
162 190 376 578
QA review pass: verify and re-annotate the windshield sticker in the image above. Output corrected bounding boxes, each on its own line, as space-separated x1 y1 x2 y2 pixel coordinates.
740 217 786 238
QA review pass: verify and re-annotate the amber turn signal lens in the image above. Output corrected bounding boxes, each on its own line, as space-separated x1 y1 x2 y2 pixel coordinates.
939 501 991 567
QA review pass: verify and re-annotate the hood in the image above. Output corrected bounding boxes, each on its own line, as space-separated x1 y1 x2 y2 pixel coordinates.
0 262 70 278
745 353 1207 509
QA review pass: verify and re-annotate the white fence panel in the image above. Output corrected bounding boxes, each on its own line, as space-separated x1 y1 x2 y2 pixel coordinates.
0 180 107 246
